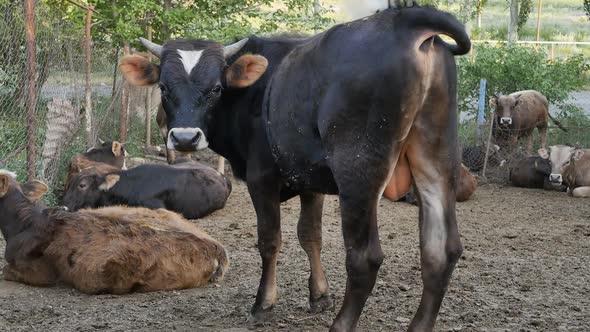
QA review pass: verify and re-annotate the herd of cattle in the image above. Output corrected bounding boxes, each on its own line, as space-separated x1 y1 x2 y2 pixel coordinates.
1 3 589 332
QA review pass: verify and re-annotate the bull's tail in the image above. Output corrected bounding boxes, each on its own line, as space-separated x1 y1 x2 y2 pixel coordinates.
548 113 568 132
396 6 471 56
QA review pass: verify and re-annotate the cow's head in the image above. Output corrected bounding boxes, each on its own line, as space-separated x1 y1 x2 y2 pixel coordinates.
119 38 268 152
490 94 521 126
538 145 576 184
84 140 128 170
62 166 120 211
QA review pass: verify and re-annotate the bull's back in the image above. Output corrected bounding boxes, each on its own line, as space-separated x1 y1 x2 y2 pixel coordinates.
265 10 457 192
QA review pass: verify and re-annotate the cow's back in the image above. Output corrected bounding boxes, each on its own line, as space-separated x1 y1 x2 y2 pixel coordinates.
510 90 548 130
563 150 590 188
45 207 228 294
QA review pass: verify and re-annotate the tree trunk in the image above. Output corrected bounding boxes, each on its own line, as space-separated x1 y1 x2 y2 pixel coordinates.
508 0 519 44
161 0 172 40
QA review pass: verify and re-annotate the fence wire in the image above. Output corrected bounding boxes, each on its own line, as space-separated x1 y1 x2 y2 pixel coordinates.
0 1 160 204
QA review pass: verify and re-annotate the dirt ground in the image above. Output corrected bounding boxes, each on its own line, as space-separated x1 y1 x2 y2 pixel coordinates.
1 156 589 332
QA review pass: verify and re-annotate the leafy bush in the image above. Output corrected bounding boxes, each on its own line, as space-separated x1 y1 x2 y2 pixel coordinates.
457 44 590 116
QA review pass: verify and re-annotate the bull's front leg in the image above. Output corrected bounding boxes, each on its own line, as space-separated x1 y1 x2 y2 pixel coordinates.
246 164 282 322
297 192 334 313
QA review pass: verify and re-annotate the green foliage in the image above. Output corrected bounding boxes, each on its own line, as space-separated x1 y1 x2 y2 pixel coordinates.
47 0 334 47
457 44 590 115
517 0 533 32
585 0 590 19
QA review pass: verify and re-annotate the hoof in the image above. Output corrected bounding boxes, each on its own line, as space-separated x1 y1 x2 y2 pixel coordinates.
247 304 274 324
310 294 335 313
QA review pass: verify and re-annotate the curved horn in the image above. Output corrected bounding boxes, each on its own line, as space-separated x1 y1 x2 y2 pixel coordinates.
139 37 163 58
223 38 249 58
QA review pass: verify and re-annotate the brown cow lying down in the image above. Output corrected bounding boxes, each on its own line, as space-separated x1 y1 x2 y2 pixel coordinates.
0 170 229 294
65 141 127 187
384 163 477 203
539 145 590 197
62 162 232 219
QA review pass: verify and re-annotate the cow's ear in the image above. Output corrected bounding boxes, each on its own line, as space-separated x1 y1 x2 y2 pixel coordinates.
489 97 497 107
21 180 48 202
98 175 120 191
112 141 123 157
573 150 585 160
538 148 549 159
0 174 10 198
119 54 160 86
225 54 268 88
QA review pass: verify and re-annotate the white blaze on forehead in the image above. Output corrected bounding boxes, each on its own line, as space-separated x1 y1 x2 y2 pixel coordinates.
177 50 204 75
0 170 17 179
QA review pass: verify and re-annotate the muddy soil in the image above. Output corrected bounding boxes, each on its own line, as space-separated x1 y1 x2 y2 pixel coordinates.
1 156 589 332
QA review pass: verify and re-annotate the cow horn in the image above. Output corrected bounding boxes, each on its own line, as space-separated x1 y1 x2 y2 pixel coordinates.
223 38 249 58
139 37 162 58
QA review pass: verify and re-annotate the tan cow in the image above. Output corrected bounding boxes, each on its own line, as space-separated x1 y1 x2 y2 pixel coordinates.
490 90 566 153
538 145 590 197
0 170 229 294
562 150 590 197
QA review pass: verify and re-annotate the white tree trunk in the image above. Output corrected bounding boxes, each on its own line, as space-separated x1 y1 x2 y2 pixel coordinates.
508 0 519 44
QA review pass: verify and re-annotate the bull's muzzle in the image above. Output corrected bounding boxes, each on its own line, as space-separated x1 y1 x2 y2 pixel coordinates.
549 173 562 184
167 127 209 152
500 117 512 125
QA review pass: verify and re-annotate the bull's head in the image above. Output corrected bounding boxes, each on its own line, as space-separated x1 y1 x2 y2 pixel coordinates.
538 145 577 184
490 94 521 126
119 38 268 152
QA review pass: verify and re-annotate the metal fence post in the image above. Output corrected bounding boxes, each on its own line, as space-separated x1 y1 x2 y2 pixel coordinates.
476 79 487 143
85 6 95 148
23 0 37 181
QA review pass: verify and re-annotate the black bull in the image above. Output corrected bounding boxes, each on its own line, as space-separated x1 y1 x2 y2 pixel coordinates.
119 6 470 332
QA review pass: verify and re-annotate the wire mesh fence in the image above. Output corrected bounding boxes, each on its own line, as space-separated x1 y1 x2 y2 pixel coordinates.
459 114 590 184
0 1 161 204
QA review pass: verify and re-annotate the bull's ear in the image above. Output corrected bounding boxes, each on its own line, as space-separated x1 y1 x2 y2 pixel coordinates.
489 97 497 107
225 54 268 88
0 174 10 198
573 150 585 160
98 175 120 191
538 148 549 159
112 141 123 157
119 54 160 86
21 180 48 202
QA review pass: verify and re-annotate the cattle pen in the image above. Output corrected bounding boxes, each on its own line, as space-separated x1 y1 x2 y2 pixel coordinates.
1 1 590 332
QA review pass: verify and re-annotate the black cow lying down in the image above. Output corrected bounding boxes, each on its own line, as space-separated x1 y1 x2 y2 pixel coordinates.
119 3 470 331
63 162 232 219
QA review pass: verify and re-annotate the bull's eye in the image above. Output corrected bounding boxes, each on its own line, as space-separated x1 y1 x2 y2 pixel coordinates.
159 83 169 96
212 84 222 95
78 182 88 190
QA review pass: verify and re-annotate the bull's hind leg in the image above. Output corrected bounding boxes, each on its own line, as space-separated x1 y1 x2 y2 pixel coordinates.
405 129 463 331
329 148 402 331
297 192 333 313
